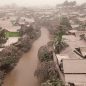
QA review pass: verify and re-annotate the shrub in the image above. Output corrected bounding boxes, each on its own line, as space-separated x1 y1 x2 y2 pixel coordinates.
35 61 59 83
41 79 64 86
54 29 69 54
14 36 31 52
38 46 53 62
0 45 22 72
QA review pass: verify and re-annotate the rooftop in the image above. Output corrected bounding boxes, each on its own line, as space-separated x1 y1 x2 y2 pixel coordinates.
56 54 69 64
63 59 86 74
75 47 86 57
65 74 86 85
80 47 86 57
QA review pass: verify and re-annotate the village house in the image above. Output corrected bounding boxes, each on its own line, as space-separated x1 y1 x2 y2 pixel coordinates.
62 59 86 86
67 30 86 38
74 47 86 58
56 54 69 65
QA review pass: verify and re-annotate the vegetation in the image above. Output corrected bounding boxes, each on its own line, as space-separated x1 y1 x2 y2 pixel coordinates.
35 43 63 86
41 79 64 86
38 46 53 62
0 28 7 46
47 16 71 38
80 34 86 41
50 16 71 54
54 28 69 54
0 45 22 72
0 24 40 72
63 0 76 7
60 16 72 30
14 36 31 52
79 23 86 31
19 24 40 40
35 61 59 83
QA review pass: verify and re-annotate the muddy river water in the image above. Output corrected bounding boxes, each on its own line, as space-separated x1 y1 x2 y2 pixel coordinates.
3 27 50 86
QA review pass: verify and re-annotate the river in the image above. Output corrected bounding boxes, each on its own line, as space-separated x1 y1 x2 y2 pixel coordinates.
3 27 50 86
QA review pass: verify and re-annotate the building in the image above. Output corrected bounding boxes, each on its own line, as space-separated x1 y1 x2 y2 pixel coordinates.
62 59 86 86
75 47 86 58
56 54 69 64
68 30 77 35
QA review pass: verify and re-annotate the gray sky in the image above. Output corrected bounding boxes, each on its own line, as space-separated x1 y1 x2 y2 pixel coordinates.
0 0 86 6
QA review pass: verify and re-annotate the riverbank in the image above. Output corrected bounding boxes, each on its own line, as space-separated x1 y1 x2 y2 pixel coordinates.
3 27 50 86
0 25 41 86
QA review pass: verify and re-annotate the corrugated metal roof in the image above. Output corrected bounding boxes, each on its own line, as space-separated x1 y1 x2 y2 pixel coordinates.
80 47 86 57
65 74 86 85
63 59 86 74
56 54 69 64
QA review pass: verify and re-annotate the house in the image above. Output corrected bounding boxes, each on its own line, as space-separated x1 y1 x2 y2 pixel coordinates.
68 30 77 35
18 17 35 25
75 47 86 58
56 54 69 65
62 59 86 86
80 47 86 57
73 31 86 37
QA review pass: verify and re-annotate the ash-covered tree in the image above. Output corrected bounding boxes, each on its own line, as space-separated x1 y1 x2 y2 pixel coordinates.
19 25 35 38
54 26 69 54
0 28 7 46
60 16 72 30
38 46 53 62
34 61 59 83
41 79 64 86
0 45 22 72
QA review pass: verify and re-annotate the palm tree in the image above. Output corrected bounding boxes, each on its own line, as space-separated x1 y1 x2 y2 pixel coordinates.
54 28 68 54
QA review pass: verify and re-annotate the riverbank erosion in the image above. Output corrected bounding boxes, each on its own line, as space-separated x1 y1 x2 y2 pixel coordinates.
2 27 50 86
